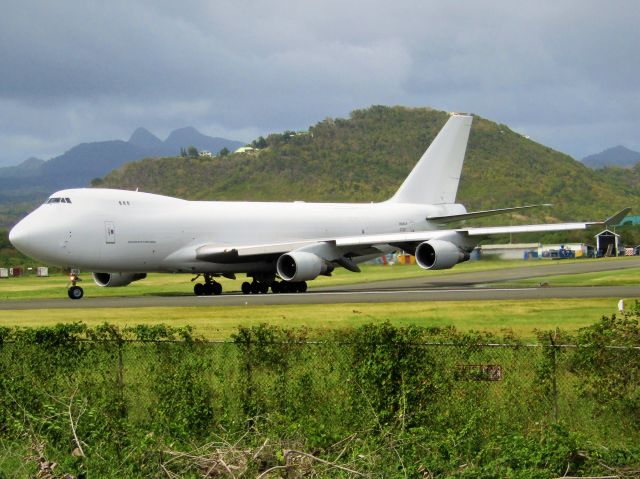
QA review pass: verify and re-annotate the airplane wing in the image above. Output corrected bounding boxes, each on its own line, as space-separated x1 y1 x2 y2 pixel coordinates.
195 208 630 266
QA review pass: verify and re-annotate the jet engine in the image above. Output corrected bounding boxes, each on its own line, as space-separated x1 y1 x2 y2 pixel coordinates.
276 251 333 282
415 240 469 270
92 272 148 287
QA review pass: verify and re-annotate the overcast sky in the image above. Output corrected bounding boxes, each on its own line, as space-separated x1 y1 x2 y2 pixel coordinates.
1 0 639 167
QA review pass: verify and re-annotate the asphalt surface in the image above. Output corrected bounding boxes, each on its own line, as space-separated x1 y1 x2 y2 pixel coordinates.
2 258 639 310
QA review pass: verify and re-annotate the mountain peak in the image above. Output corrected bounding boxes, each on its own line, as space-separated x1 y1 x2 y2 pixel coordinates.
582 145 640 169
164 126 202 146
162 127 243 154
169 126 199 135
129 127 162 148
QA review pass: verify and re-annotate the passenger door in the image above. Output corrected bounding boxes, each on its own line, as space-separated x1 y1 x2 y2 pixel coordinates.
104 221 116 244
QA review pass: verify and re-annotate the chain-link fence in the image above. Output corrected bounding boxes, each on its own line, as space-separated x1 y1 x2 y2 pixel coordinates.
1 339 638 447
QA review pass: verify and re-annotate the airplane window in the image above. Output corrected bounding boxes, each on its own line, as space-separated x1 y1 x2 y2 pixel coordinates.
46 197 72 204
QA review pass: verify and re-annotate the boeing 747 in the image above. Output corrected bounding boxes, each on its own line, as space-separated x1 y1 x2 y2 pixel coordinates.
9 114 628 299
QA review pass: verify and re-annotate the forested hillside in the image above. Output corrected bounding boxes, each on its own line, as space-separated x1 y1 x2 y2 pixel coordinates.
100 106 636 225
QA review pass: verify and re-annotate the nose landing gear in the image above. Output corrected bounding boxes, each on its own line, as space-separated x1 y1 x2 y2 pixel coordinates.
67 272 84 300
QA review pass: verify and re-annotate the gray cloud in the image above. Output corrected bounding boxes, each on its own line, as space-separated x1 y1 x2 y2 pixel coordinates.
1 0 639 165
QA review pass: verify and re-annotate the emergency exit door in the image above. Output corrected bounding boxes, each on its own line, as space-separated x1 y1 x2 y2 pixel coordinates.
104 221 116 244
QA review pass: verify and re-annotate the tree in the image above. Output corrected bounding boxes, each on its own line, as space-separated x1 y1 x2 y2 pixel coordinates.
91 177 104 187
252 136 268 149
219 147 230 157
187 146 199 158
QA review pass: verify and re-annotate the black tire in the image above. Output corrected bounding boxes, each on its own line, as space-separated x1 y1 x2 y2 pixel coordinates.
271 281 281 294
259 282 269 294
241 282 251 294
250 282 260 294
68 286 84 300
298 281 308 293
194 283 205 296
203 283 214 296
212 282 222 295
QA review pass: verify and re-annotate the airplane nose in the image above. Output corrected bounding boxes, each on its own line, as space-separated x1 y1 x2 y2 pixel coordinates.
9 214 54 260
8 219 27 250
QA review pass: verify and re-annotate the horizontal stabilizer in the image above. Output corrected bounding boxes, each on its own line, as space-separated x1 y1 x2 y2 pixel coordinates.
427 204 551 224
603 207 631 227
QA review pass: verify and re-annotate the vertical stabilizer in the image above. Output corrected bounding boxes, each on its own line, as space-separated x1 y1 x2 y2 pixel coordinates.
389 114 472 204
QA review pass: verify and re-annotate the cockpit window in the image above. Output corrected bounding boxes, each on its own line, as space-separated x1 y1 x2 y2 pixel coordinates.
46 197 72 204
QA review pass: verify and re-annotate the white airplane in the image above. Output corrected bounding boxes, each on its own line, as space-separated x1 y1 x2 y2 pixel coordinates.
9 114 629 299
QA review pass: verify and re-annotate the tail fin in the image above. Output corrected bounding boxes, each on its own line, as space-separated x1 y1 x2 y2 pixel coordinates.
389 114 472 204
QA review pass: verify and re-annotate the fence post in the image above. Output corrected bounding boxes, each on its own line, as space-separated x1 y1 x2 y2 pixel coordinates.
548 332 559 423
117 340 124 414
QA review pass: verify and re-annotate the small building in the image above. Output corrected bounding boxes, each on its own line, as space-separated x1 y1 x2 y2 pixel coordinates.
9 267 22 277
595 229 623 257
199 150 213 157
539 243 593 259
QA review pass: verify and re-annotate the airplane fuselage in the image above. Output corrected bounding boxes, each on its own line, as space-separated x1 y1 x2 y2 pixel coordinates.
11 188 466 274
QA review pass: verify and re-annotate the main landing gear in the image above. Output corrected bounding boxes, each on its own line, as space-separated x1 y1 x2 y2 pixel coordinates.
192 273 223 296
67 272 84 300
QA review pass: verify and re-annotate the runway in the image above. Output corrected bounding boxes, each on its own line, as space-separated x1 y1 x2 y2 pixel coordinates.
2 258 639 310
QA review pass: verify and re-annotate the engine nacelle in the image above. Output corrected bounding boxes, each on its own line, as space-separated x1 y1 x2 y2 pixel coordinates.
276 251 333 282
92 272 147 287
415 240 469 270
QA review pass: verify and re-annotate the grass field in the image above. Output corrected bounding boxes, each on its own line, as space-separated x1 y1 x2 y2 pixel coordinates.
0 257 636 339
500 267 640 287
0 298 621 339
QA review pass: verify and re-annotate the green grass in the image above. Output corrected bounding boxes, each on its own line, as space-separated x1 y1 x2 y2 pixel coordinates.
0 298 621 340
500 266 640 287
1 258 636 340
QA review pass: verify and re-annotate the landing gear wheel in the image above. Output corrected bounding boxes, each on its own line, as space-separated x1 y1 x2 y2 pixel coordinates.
68 285 84 300
250 282 260 294
193 274 223 296
271 281 281 294
298 281 308 293
259 282 269 294
241 282 251 295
